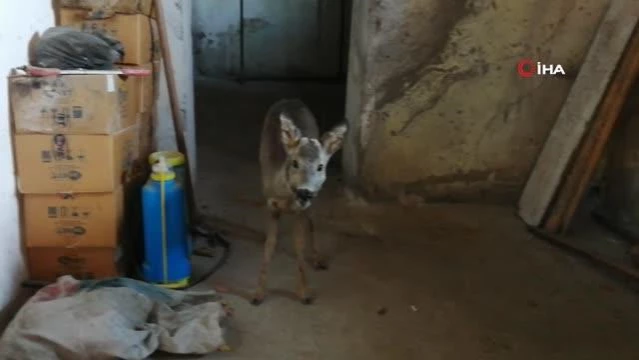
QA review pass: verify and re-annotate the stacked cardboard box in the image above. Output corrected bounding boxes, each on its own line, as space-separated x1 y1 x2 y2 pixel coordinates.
55 0 161 162
53 0 162 270
9 1 160 282
10 70 146 281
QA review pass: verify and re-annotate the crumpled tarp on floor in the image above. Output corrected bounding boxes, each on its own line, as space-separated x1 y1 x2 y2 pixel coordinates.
0 276 229 359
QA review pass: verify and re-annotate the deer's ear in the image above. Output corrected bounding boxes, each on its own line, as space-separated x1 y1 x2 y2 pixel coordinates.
280 112 301 149
321 122 348 156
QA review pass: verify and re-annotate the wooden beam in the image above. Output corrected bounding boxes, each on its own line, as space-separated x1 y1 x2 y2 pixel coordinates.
545 25 639 233
529 226 639 282
517 1 638 227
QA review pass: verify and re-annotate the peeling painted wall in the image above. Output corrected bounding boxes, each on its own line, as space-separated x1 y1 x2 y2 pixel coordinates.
0 1 54 329
344 0 611 203
156 0 197 178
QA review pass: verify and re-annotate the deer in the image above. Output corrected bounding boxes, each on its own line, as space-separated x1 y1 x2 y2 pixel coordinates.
252 99 348 305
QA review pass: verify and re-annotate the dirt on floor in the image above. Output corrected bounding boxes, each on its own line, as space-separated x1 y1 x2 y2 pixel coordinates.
154 79 639 360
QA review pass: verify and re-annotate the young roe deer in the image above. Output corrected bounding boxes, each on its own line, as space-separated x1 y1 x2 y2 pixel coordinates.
252 99 348 305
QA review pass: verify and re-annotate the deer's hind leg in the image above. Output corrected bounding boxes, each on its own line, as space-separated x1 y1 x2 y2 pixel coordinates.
251 208 280 305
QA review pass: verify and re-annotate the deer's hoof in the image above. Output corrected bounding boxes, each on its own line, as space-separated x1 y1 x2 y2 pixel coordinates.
311 256 328 271
250 292 265 306
312 258 329 271
300 296 315 305
631 245 639 268
250 297 263 306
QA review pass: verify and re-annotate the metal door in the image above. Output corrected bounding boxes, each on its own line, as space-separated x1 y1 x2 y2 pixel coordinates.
193 0 349 80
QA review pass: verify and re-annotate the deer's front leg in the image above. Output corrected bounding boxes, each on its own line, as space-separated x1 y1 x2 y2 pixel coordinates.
294 212 313 304
251 209 280 305
304 213 328 270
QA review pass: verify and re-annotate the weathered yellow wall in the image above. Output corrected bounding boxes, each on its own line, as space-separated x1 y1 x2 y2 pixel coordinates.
344 0 611 203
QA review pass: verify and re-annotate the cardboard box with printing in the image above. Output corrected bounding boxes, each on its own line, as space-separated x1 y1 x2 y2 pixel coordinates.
22 188 124 248
59 8 154 65
9 71 141 134
26 246 123 282
14 125 139 193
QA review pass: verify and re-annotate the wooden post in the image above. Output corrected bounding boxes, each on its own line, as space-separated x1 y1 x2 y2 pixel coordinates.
518 1 637 227
544 26 639 233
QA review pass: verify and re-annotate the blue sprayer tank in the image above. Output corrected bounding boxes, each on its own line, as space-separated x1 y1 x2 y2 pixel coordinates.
141 156 191 288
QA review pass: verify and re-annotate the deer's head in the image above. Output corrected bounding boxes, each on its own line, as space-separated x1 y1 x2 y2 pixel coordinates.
279 112 347 208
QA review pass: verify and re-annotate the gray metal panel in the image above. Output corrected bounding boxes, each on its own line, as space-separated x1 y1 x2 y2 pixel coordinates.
242 0 343 77
192 0 241 78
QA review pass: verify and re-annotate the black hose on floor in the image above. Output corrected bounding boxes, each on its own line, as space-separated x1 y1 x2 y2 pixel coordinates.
183 228 232 289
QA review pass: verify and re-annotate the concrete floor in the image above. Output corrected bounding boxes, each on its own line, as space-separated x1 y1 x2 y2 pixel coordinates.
160 79 639 359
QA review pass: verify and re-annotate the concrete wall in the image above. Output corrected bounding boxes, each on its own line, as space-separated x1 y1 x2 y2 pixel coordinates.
156 0 197 178
0 2 55 329
344 0 611 203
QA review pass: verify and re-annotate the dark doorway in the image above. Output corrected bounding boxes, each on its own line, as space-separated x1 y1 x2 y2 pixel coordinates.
192 0 352 223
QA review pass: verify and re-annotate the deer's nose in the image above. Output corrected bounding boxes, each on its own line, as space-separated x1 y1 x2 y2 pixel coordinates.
295 189 314 201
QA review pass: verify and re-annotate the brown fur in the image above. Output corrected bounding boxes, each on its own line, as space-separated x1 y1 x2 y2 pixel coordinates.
253 99 346 305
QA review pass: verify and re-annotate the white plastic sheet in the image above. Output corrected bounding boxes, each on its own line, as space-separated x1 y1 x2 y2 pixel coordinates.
0 276 229 359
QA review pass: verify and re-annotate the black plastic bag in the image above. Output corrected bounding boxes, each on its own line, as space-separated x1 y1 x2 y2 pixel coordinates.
32 26 124 70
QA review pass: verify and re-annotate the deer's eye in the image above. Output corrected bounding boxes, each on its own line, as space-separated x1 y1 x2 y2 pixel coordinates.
292 160 299 169
317 164 324 172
